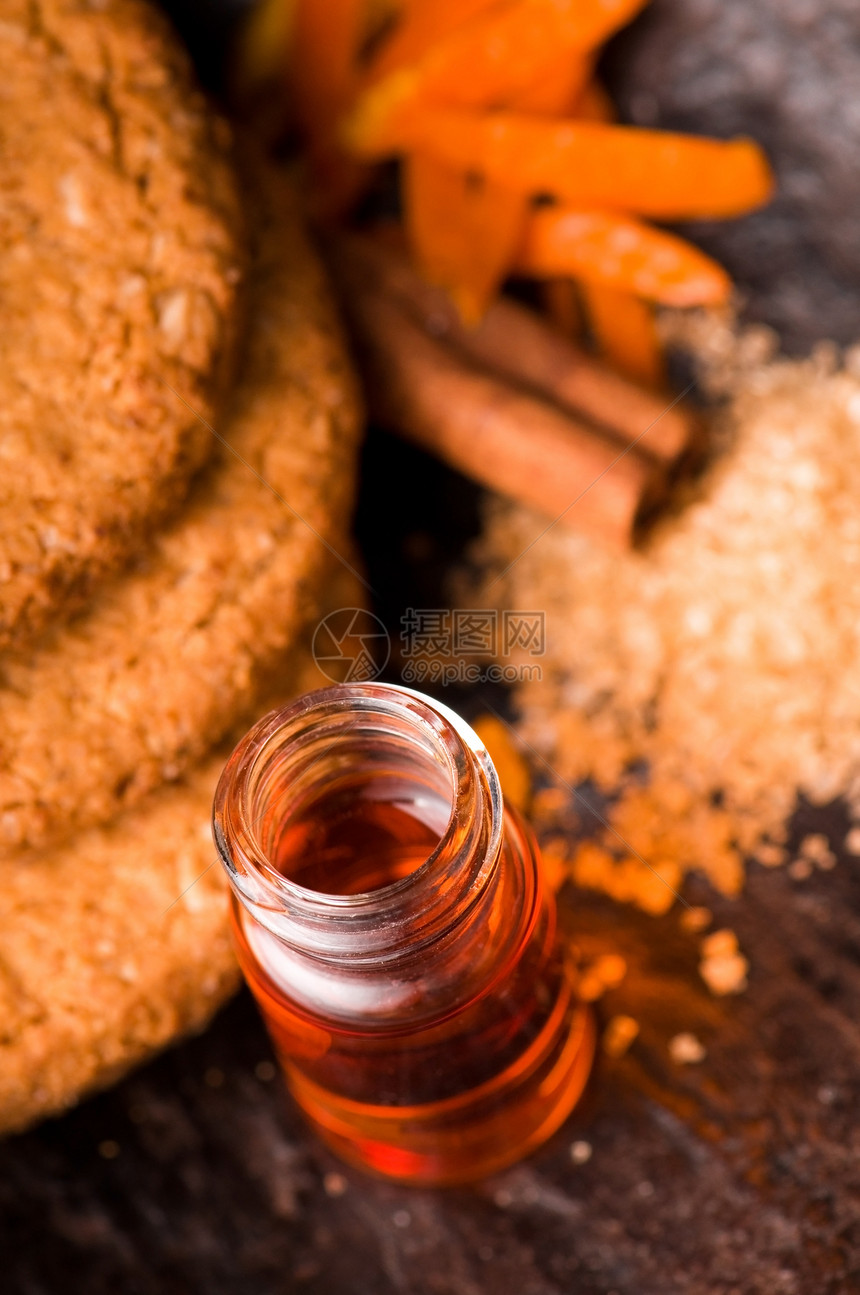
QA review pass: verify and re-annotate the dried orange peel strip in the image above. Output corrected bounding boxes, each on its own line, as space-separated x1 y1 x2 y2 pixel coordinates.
286 0 773 378
364 0 511 82
355 0 647 121
580 282 665 387
518 208 731 306
347 109 774 221
290 0 368 214
405 48 594 323
403 156 526 324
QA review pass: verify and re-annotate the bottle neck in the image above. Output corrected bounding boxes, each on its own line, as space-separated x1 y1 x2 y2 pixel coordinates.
213 684 504 966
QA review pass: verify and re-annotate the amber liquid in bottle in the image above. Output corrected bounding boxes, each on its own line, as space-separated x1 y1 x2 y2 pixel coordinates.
272 776 439 896
230 766 595 1184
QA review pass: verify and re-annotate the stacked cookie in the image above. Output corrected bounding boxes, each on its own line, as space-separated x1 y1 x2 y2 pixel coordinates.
0 0 362 1134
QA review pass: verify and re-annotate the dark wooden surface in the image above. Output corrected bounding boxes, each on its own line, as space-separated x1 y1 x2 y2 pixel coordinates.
4 2 860 1291
3 795 859 1294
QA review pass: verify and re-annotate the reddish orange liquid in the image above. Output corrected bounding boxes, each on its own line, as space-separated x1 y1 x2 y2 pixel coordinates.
233 783 595 1184
272 780 442 894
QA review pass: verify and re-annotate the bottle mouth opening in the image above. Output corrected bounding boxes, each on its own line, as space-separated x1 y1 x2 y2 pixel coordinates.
213 684 503 949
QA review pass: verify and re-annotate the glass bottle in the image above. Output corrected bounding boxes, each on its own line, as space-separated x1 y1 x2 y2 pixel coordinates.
213 683 595 1185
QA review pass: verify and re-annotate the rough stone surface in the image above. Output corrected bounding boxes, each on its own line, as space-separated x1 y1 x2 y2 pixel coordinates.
604 0 860 354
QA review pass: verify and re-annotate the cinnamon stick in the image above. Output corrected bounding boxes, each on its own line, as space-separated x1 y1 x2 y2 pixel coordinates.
329 244 665 549
334 232 697 463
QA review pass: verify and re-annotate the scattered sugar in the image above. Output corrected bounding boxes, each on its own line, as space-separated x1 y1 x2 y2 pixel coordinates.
570 1139 593 1164
699 929 748 995
471 714 531 810
701 929 738 959
578 953 628 1001
755 842 787 869
844 826 860 854
602 1014 640 1058
464 314 860 918
680 906 712 933
799 833 830 861
540 836 570 893
669 1032 707 1064
700 950 749 996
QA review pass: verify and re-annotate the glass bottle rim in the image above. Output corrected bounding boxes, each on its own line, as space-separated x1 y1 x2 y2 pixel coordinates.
213 683 504 954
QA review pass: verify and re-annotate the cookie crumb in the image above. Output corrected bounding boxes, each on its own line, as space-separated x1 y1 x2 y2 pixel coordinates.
788 858 813 881
570 1139 593 1164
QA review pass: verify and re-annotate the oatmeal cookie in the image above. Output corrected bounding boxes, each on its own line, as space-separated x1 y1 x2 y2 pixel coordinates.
0 0 243 647
0 153 362 852
0 628 337 1136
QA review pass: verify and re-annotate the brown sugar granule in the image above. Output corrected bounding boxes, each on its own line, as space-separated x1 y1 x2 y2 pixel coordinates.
799 834 830 862
471 714 532 811
669 1032 707 1065
571 840 683 916
532 786 571 819
701 929 739 959
797 834 837 870
680 906 712 933
603 1015 640 1058
699 930 749 996
578 953 628 1002
592 953 628 988
539 836 570 893
465 311 860 911
755 842 787 869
